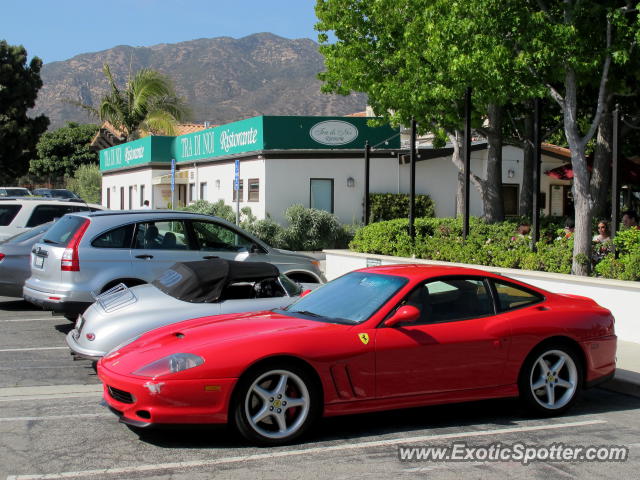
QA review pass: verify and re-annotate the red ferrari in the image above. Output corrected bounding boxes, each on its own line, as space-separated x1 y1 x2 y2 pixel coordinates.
98 265 616 445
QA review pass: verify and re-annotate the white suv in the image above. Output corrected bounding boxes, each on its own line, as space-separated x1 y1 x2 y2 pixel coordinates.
0 198 103 241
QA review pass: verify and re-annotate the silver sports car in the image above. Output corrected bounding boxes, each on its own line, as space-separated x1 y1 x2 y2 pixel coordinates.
66 258 316 361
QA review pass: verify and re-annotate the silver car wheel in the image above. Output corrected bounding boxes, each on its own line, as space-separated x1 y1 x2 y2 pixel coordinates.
244 369 310 440
529 349 578 410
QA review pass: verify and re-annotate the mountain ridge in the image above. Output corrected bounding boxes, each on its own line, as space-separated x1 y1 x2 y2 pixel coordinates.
35 33 366 130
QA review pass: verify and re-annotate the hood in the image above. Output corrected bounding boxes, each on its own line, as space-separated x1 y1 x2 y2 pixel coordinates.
100 310 342 375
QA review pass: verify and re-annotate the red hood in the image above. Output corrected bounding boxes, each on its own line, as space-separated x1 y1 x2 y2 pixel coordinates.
100 310 348 376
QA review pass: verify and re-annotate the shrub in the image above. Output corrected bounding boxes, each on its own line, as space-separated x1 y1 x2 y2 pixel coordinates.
368 193 435 222
182 199 235 223
281 204 352 251
65 164 101 204
246 218 287 249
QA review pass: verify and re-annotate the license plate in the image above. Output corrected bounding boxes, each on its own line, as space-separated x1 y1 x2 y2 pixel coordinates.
34 255 44 268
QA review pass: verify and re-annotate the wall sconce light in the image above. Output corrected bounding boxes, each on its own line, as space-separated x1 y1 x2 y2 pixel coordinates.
215 179 221 189
507 168 515 179
347 177 355 188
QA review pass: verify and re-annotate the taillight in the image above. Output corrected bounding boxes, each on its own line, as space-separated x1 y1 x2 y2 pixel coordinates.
0 253 5 262
61 219 90 272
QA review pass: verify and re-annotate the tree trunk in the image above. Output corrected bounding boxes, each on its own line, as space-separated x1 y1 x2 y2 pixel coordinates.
563 68 592 276
483 103 504 223
448 130 484 217
519 107 534 218
590 98 612 220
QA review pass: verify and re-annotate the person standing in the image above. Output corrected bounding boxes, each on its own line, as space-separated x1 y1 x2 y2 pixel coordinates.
142 200 151 209
622 210 639 229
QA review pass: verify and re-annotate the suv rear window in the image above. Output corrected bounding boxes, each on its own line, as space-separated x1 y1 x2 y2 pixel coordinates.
42 216 88 246
0 205 22 226
26 205 79 228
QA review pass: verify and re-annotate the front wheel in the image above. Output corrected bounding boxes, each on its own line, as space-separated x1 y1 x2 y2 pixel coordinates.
233 364 320 445
519 344 583 416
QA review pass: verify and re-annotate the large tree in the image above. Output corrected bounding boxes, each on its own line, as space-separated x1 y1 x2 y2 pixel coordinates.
29 122 99 180
316 0 541 223
0 41 49 184
78 64 190 141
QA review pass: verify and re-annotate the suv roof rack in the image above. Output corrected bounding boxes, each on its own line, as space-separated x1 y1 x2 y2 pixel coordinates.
86 210 209 218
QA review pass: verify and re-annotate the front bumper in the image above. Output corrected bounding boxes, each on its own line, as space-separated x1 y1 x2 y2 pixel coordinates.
98 363 237 426
23 285 91 315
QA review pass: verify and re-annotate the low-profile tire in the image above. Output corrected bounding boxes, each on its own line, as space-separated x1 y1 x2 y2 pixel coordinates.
232 363 320 446
518 342 583 416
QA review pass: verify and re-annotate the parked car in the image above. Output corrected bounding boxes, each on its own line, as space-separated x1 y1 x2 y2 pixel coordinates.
0 222 54 297
67 258 317 361
24 210 325 318
0 187 31 197
0 197 102 241
32 188 81 200
98 264 616 445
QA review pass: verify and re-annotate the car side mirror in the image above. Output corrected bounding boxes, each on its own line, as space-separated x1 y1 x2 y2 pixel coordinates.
299 289 312 298
384 305 420 327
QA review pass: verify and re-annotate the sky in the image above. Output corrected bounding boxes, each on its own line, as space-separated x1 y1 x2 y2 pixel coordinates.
2 0 320 63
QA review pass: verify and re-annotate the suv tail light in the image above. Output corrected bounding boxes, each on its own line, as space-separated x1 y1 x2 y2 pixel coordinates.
0 253 4 262
61 219 90 272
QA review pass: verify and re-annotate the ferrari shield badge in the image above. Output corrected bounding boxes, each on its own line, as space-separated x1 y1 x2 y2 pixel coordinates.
358 333 370 345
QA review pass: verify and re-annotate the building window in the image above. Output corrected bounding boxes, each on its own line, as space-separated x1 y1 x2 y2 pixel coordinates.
106 188 110 209
140 185 145 207
233 180 244 202
128 186 134 210
502 184 519 217
248 178 259 202
200 182 208 201
310 178 334 213
189 183 195 203
120 187 124 210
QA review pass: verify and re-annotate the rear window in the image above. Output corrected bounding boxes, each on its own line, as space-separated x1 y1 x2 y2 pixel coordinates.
3 222 53 244
0 205 22 226
42 216 88 246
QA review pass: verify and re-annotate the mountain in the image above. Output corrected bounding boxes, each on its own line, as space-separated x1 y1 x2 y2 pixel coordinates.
35 33 367 130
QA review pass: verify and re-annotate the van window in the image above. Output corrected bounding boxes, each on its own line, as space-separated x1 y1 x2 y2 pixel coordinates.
26 205 76 227
0 205 22 226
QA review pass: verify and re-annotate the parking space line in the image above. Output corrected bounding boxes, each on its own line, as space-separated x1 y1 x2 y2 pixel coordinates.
5 419 607 480
0 347 68 352
0 413 112 422
0 318 65 323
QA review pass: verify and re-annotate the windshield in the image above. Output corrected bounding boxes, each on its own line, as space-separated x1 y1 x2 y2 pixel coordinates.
284 272 407 324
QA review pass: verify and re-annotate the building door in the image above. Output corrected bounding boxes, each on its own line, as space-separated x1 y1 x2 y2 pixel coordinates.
310 178 334 213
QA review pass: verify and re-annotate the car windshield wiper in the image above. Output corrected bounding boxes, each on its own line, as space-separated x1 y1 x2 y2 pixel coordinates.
290 310 325 318
43 239 60 245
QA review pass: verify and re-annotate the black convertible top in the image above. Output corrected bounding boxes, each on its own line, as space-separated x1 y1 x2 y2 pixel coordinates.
151 258 280 303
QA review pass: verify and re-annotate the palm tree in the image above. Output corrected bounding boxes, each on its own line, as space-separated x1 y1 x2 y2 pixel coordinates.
81 64 190 141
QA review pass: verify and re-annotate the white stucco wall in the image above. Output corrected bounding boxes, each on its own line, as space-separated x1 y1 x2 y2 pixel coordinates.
101 169 166 210
324 250 640 345
194 158 266 219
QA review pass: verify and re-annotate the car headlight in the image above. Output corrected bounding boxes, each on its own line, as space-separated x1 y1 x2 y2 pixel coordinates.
132 353 204 378
103 335 142 359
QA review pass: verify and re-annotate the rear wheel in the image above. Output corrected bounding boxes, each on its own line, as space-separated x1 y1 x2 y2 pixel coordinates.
519 344 582 416
233 364 320 445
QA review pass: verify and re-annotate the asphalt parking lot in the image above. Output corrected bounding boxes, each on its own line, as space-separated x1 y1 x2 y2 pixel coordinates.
1 296 639 480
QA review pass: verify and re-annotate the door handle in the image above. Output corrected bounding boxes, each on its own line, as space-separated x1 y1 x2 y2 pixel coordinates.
202 255 219 260
135 254 153 260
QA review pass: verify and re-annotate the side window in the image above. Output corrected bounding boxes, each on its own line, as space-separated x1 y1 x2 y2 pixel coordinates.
133 221 189 250
492 280 543 312
400 278 494 324
191 221 255 252
26 205 75 227
91 225 134 248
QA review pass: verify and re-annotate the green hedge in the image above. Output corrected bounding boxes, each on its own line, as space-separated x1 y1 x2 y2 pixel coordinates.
369 193 435 222
349 217 640 278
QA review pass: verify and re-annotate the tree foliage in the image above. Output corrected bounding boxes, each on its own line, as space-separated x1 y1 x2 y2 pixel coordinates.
77 64 190 141
65 164 102 204
0 41 49 184
29 122 99 179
